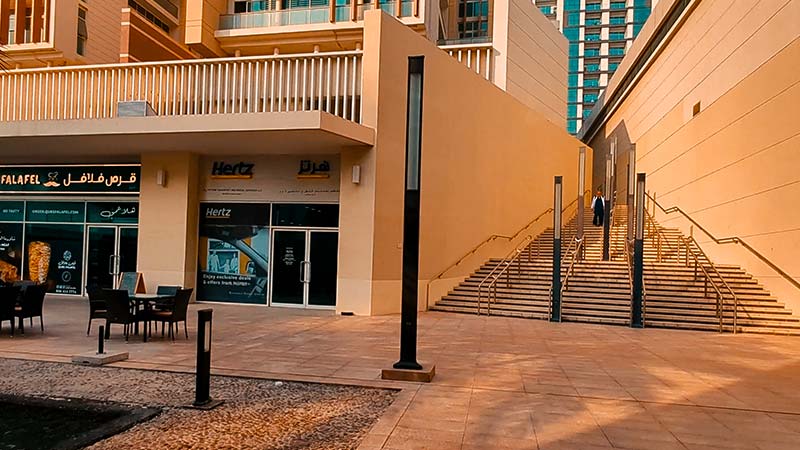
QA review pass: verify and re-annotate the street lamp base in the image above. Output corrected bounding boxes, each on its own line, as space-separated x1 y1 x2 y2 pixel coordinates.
382 363 436 383
187 399 225 410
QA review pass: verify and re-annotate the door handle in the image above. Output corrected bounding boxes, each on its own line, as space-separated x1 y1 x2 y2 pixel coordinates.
305 261 311 284
300 261 307 283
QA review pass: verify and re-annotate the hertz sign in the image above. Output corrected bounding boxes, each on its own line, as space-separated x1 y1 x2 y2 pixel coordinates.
210 161 255 180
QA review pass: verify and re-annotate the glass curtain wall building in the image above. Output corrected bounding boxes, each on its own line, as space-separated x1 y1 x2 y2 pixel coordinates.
534 0 653 134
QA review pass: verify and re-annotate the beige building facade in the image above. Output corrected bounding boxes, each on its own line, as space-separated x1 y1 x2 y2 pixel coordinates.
582 0 800 310
0 11 585 315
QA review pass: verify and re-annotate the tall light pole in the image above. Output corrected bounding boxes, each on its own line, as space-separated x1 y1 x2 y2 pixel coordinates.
631 173 646 328
577 147 586 260
383 56 434 382
602 143 613 261
550 176 563 322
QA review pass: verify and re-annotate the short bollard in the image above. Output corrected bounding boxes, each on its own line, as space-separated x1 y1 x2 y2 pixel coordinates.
97 326 105 355
192 309 223 409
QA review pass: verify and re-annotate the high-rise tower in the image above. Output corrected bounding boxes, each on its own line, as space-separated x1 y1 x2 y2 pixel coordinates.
534 0 653 134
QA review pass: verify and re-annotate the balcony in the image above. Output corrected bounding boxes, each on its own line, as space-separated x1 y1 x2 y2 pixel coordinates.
0 51 364 124
438 42 494 82
218 0 417 30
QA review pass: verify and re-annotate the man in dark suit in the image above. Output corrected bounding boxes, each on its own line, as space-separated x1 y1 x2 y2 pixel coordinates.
591 190 605 226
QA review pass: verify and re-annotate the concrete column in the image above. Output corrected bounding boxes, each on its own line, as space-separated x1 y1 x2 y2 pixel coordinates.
351 0 359 21
13 0 24 44
31 0 43 43
336 147 377 315
137 152 200 294
329 0 336 23
0 0 10 45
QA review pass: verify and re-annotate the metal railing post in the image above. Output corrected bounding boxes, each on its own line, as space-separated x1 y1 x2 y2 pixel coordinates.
631 173 646 328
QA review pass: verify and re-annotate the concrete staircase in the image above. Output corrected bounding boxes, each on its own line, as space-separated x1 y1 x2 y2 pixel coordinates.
432 204 800 335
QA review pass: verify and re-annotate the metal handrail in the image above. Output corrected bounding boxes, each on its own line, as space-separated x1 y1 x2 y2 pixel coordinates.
426 207 554 307
646 192 800 293
559 237 584 301
679 234 739 332
676 235 737 332
474 190 590 315
477 235 533 315
644 208 678 263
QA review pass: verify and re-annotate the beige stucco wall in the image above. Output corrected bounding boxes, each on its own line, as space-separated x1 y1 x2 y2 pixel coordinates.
137 152 200 294
184 0 226 56
351 12 586 315
587 0 800 311
492 0 567 127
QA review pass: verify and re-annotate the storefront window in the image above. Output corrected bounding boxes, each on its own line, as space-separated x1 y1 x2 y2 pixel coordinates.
197 203 271 304
272 204 339 228
0 222 24 283
24 223 84 295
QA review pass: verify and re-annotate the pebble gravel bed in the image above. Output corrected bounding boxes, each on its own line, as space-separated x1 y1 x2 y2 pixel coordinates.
0 358 398 450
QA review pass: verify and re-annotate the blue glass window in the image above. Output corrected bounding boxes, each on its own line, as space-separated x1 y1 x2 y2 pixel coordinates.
568 104 578 118
586 3 601 11
609 47 625 56
569 43 579 57
584 94 598 103
633 24 643 36
609 32 625 40
584 48 600 57
564 0 580 11
610 17 625 25
585 64 599 72
568 74 579 87
609 63 620 71
584 78 599 87
567 119 578 134
610 2 626 9
585 18 601 26
568 89 578 102
564 27 579 41
583 109 593 119
585 34 600 41
569 58 579 71
539 5 552 14
567 12 579 26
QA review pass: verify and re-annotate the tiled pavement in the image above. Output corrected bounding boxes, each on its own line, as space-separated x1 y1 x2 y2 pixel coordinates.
1 296 799 449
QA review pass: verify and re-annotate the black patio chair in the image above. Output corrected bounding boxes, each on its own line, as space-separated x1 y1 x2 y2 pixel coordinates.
86 286 108 335
0 285 21 336
153 285 181 312
148 288 192 341
103 289 136 341
15 283 47 334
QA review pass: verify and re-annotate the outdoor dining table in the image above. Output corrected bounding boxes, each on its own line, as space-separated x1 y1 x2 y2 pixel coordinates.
131 293 174 343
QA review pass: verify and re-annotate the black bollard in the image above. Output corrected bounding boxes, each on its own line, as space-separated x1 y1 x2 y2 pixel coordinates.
193 309 222 409
97 326 105 355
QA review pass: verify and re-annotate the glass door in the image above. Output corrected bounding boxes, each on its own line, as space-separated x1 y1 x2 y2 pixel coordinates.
86 226 116 291
85 226 139 294
270 229 338 308
308 231 338 308
118 227 138 274
271 230 306 305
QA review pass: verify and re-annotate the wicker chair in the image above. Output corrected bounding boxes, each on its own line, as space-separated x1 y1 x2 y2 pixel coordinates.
103 289 136 341
148 288 192 340
0 285 21 336
86 286 108 335
15 283 47 334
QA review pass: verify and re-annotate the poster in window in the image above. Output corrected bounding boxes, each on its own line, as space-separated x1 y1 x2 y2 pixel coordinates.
197 203 270 304
0 223 23 283
24 224 84 295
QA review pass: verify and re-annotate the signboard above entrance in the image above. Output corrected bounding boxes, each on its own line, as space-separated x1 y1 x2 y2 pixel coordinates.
0 165 140 194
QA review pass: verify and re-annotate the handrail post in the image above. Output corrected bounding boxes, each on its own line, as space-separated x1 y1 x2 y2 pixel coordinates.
551 176 563 322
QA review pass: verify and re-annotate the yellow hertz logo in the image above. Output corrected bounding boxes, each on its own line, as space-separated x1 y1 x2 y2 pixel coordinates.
211 162 254 179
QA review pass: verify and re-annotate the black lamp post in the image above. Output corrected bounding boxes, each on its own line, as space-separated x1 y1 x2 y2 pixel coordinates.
393 55 425 371
632 173 646 328
550 176 563 322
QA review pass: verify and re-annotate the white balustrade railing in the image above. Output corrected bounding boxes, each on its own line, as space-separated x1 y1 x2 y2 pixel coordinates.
0 50 363 123
439 43 494 82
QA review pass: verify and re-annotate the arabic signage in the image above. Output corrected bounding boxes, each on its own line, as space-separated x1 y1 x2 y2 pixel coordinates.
87 202 139 224
0 201 24 222
24 223 84 295
0 223 23 283
197 203 270 304
200 155 339 202
0 165 140 194
297 160 331 179
25 202 86 223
